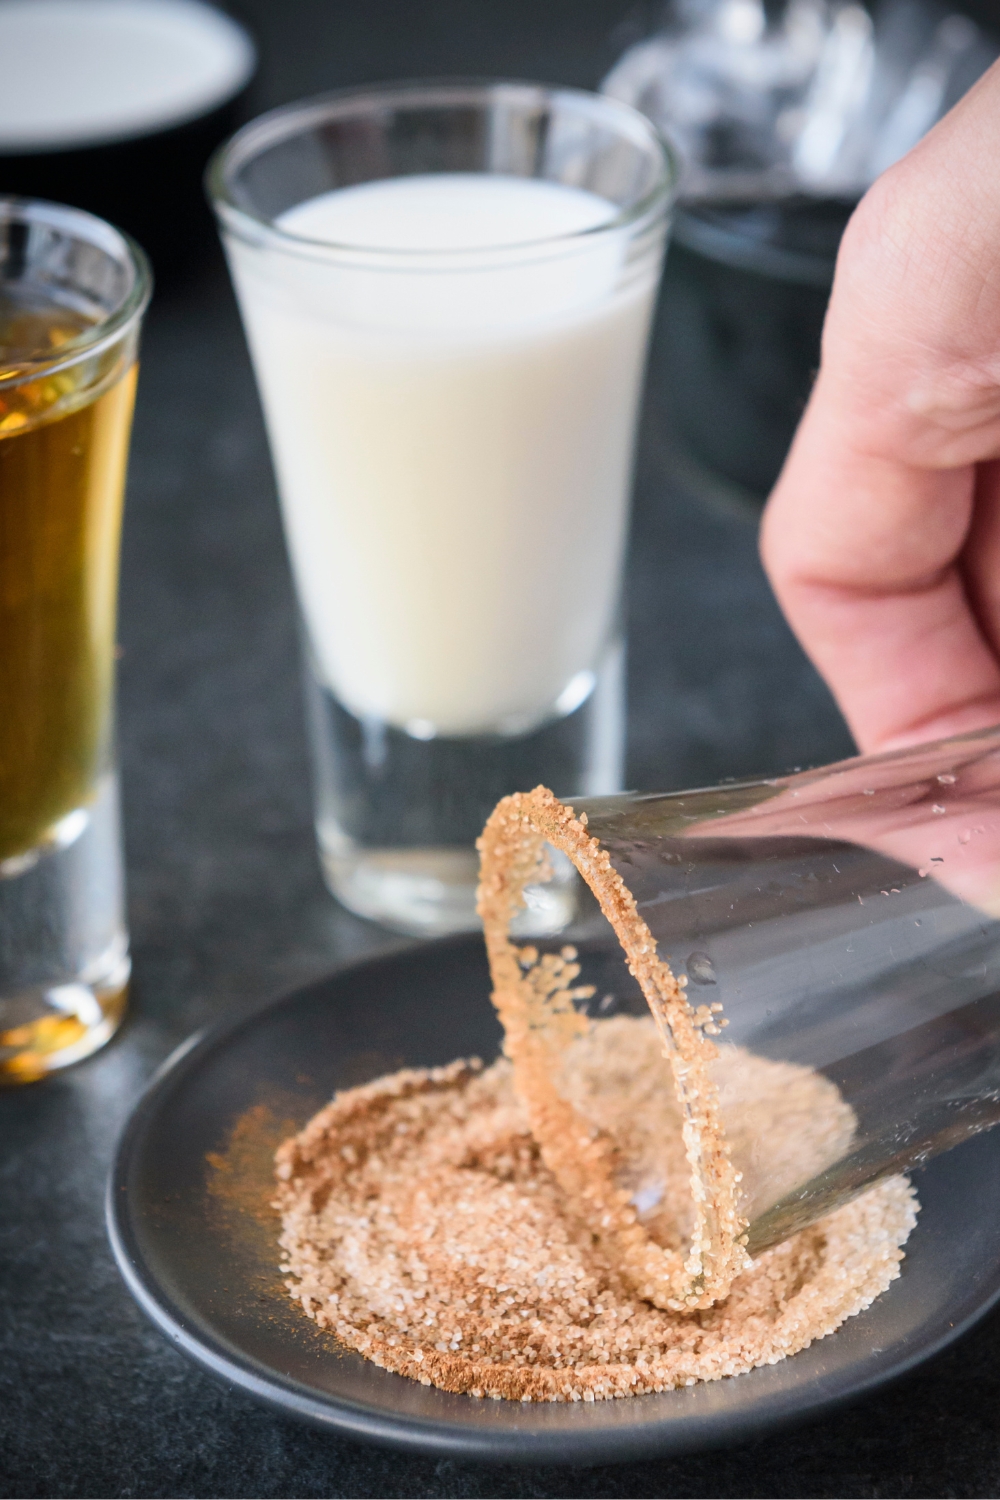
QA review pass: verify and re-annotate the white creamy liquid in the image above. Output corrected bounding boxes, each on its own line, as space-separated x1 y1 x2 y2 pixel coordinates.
226 173 659 736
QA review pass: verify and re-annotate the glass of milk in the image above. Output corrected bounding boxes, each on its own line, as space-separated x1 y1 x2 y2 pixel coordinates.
208 81 676 935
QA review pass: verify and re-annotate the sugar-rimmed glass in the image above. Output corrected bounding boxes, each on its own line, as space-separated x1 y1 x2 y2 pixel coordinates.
479 725 1000 1305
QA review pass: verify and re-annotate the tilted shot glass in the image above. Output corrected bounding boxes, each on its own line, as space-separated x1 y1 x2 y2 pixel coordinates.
208 80 676 937
478 726 1000 1305
0 198 150 1083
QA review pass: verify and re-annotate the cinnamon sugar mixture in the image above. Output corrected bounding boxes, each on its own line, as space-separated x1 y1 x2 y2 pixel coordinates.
274 787 918 1402
276 1026 916 1402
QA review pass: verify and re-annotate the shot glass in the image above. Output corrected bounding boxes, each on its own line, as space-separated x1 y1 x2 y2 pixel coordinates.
478 725 1000 1306
0 199 150 1083
208 81 675 936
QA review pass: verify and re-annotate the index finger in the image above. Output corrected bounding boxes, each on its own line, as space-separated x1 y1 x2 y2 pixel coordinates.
762 410 1000 753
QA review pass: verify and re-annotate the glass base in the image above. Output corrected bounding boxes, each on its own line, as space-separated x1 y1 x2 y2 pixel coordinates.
319 834 579 938
0 773 130 1084
306 637 623 936
0 979 129 1084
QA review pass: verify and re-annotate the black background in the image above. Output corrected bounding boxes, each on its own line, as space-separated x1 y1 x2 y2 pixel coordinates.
3 2 1000 1496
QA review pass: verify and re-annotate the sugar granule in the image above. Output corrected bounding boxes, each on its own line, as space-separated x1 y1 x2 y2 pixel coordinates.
275 1026 917 1403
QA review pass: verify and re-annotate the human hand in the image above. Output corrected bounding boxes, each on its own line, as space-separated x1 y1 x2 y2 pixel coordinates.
761 58 1000 757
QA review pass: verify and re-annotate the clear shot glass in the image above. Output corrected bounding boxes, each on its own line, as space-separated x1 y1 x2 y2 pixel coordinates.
478 726 1000 1307
0 198 150 1084
208 81 675 936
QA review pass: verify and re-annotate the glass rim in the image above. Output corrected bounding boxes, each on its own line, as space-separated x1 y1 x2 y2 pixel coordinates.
0 196 152 387
206 78 679 264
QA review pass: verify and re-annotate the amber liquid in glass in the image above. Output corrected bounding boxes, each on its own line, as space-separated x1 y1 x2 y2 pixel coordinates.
0 296 136 866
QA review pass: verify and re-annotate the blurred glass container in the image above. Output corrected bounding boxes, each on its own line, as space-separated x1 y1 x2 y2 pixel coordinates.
480 725 1000 1305
0 197 150 1083
604 0 998 508
0 0 256 279
657 193 850 506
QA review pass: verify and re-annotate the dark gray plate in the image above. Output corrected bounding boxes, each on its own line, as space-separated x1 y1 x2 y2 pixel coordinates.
107 935 1000 1465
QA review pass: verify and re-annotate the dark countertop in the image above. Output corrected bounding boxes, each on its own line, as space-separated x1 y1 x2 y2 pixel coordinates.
3 3 1000 1496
